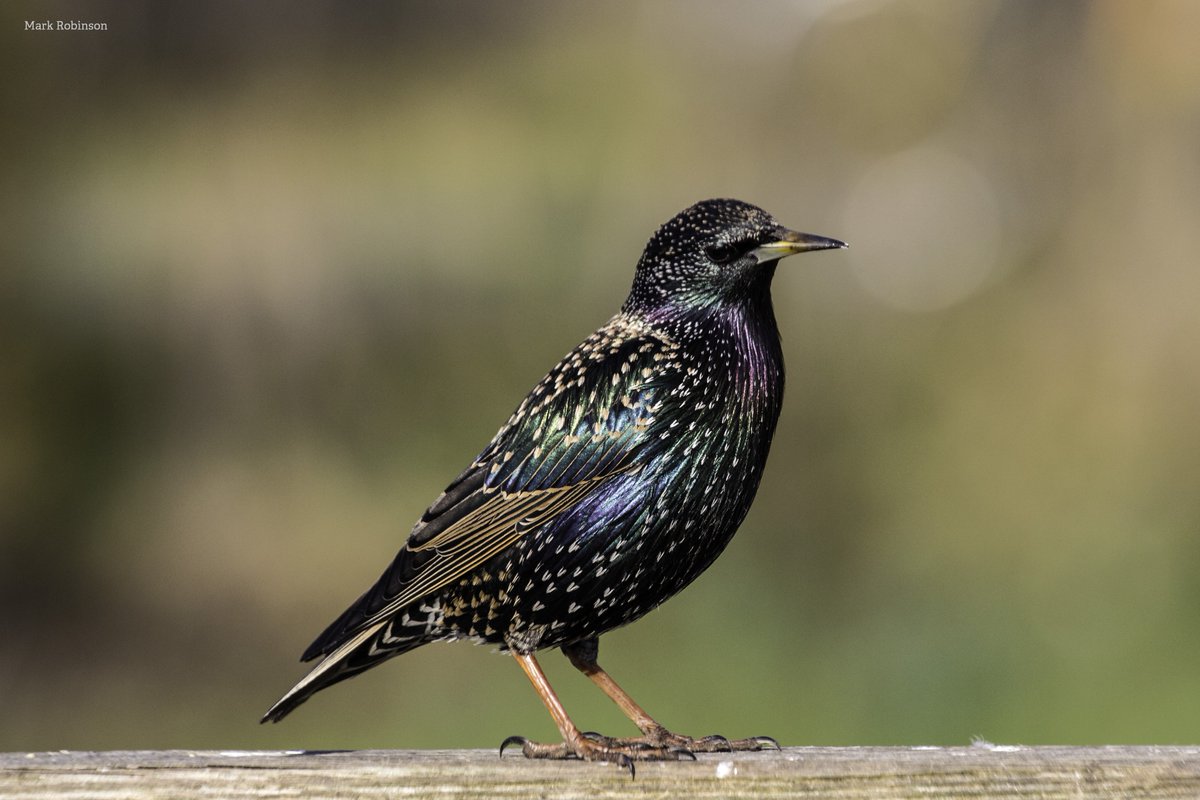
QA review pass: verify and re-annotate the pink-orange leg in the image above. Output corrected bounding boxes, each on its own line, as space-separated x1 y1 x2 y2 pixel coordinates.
501 652 687 774
501 640 777 773
562 639 778 754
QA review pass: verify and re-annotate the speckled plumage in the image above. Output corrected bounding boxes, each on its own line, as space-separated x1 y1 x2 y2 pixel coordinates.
263 199 845 765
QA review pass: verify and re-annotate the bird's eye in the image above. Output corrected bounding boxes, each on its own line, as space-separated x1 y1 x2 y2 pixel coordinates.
705 242 742 265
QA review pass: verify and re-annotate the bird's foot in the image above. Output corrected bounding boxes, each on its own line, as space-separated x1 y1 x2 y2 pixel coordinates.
582 723 780 754
499 732 694 776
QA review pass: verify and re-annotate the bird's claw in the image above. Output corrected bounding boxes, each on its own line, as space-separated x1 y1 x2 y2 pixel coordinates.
499 735 529 758
499 731 716 776
669 745 699 761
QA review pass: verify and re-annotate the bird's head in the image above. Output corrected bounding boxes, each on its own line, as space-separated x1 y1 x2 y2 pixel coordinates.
623 198 845 317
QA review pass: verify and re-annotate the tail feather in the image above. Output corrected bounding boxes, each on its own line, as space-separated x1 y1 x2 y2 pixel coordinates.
261 620 424 723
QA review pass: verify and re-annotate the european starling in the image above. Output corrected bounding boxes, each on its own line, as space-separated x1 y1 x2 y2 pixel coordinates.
262 199 846 770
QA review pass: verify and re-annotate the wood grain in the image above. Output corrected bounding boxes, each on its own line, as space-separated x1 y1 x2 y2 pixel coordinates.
3 745 1199 799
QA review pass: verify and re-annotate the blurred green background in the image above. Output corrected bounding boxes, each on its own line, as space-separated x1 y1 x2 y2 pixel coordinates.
3 0 1200 752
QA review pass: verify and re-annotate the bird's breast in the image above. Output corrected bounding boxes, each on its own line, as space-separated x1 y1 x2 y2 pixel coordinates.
643 313 785 543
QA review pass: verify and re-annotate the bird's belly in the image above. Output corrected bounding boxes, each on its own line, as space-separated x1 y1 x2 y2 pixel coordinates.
438 440 770 653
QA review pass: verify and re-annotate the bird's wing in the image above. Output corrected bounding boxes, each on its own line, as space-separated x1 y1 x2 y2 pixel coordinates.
300 318 680 662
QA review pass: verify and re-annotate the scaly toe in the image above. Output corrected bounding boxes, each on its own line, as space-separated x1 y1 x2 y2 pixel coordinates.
581 731 676 753
640 727 780 753
691 734 733 752
674 732 780 752
498 732 689 776
698 733 779 752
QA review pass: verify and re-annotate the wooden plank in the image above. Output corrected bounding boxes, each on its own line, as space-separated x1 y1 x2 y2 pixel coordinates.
2 745 1199 799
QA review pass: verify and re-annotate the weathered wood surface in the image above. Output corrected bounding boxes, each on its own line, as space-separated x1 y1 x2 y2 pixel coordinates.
2 745 1199 799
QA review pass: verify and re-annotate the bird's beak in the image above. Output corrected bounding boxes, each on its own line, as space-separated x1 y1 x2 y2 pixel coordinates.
752 230 848 263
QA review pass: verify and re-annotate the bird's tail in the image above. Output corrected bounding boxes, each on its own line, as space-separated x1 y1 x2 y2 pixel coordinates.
261 619 420 723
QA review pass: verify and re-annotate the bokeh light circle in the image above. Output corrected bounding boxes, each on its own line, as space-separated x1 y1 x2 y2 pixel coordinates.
843 147 1003 312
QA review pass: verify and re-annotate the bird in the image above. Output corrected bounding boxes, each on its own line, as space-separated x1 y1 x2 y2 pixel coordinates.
261 198 846 771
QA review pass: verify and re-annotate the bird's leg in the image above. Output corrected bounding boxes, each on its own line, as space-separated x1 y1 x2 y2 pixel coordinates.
561 638 780 754
501 651 686 773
